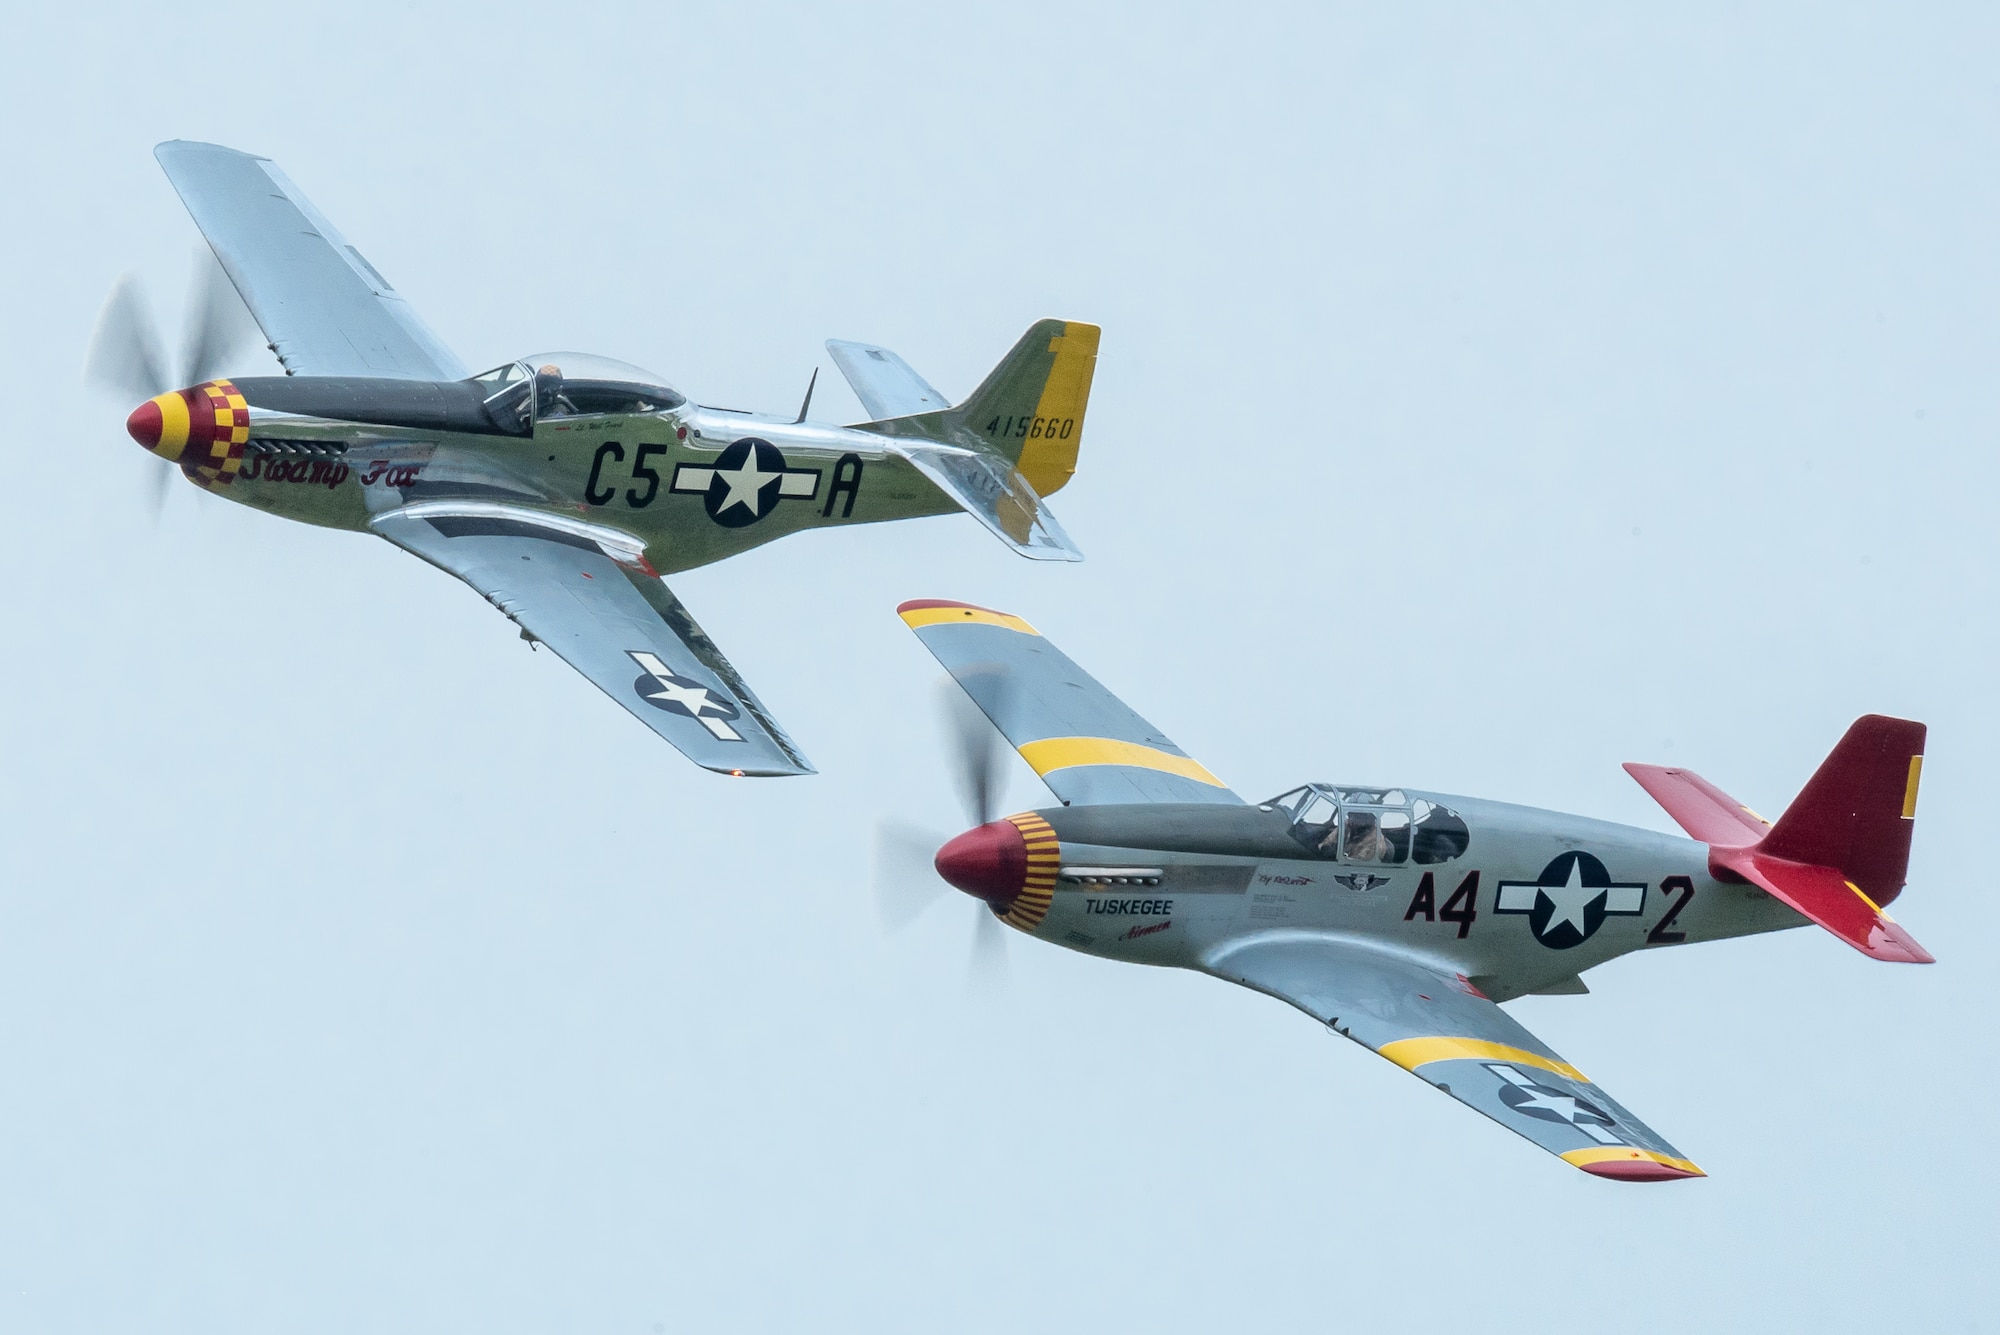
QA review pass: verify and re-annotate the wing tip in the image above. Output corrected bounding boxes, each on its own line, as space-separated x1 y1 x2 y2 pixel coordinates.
154 139 263 162
1567 1149 1706 1182
703 762 817 778
896 599 1040 635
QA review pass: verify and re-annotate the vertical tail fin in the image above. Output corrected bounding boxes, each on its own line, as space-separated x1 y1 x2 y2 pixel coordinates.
1761 715 1925 907
851 319 1100 496
947 319 1099 498
1624 715 1932 964
843 319 1099 562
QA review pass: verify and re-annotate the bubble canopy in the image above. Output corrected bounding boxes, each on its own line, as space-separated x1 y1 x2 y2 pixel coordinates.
471 352 686 421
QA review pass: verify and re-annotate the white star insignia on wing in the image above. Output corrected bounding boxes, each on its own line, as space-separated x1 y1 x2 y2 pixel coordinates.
644 676 720 715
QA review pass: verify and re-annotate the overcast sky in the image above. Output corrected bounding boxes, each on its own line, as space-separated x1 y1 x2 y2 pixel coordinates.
3 3 1994 1330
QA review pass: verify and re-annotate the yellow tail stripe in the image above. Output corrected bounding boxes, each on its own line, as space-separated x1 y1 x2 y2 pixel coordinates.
1377 1037 1590 1086
1016 321 1099 498
1015 736 1226 788
1561 1147 1705 1176
899 604 1040 636
1903 755 1924 819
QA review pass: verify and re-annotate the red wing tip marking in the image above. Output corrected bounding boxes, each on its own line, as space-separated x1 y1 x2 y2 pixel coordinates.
897 598 1005 615
1868 921 1936 964
1578 1159 1705 1183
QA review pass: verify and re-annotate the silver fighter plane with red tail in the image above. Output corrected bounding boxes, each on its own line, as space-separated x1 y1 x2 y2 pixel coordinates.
891 599 1934 1180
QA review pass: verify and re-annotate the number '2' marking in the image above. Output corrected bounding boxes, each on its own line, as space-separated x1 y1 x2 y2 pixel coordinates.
1647 874 1696 944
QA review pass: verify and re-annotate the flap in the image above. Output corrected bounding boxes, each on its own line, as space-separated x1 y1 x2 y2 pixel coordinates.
1206 934 1703 1180
374 505 811 776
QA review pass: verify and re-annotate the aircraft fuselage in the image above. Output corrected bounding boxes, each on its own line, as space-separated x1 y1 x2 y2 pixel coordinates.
1023 794 1801 1001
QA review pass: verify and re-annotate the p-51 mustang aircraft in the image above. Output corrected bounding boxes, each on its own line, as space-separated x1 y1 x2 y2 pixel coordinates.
89 141 1100 776
895 599 1934 1179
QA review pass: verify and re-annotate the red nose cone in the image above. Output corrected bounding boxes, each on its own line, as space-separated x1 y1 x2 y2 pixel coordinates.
126 399 162 449
935 820 1028 905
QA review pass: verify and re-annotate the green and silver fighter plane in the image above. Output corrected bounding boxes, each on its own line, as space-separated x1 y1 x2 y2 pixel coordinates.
891 599 1935 1180
89 141 1100 776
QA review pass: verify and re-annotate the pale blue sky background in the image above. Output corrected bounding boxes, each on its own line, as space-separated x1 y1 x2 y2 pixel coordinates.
3 3 1995 1330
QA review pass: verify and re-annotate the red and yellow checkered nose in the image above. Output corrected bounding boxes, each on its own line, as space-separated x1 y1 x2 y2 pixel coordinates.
125 380 250 486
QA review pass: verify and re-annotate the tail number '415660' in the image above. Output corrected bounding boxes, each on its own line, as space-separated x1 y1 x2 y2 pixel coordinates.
985 416 1074 441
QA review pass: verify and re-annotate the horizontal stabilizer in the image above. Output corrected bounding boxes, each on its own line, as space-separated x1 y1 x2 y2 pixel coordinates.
1714 848 1933 964
888 443 1082 562
1622 764 1771 846
1625 715 1931 964
826 340 950 420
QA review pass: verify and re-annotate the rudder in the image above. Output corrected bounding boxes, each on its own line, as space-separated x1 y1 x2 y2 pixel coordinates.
1763 714 1925 906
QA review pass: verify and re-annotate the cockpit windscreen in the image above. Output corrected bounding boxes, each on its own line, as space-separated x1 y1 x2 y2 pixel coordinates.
1266 785 1470 864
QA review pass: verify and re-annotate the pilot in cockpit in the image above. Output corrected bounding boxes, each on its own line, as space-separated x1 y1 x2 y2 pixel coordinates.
534 364 575 419
1342 811 1394 863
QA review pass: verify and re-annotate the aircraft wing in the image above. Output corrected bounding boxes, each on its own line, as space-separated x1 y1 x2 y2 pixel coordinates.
373 506 813 776
153 140 466 381
898 599 1240 806
1206 935 1704 1181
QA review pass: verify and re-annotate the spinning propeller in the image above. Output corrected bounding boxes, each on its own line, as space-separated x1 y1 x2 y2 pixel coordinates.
83 252 262 514
873 678 1020 986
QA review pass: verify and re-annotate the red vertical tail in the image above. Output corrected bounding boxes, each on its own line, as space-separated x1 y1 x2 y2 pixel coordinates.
1761 715 1925 907
1624 715 1931 964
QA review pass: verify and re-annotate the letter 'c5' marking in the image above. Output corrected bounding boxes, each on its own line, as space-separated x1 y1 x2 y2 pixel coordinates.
897 602 1041 636
1016 736 1227 788
1561 1146 1706 1176
1903 755 1924 819
1378 1036 1590 1086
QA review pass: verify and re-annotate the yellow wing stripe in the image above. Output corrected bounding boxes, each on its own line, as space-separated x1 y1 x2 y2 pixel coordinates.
1377 1037 1590 1086
1561 1147 1706 1176
1016 321 1099 498
898 604 1041 636
1903 755 1924 819
1016 736 1226 788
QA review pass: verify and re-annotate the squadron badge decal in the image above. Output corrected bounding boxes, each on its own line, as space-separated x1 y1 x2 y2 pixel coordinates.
1494 851 1646 949
627 651 743 741
670 437 820 528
